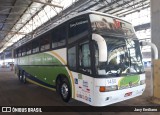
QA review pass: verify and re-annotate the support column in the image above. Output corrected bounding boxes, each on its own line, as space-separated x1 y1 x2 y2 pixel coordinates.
151 0 160 104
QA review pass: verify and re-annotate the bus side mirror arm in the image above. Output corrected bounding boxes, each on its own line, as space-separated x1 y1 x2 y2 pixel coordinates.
140 41 158 59
92 34 107 62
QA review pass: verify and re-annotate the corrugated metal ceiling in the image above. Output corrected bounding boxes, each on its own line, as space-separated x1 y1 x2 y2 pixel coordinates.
0 0 150 52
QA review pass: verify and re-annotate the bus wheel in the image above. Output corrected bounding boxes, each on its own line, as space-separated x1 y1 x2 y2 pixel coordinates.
60 77 71 102
56 77 61 94
22 72 27 84
18 70 23 82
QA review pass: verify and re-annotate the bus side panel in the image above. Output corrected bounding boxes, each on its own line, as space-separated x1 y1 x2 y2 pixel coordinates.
15 48 75 96
71 71 94 105
92 74 145 106
21 66 69 86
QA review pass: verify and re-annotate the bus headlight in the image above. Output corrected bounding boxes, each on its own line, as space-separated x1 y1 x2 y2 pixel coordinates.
140 80 145 85
99 85 118 92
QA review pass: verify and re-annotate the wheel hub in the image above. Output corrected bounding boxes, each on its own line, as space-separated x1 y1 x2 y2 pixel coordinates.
23 76 26 82
61 83 68 99
20 75 22 80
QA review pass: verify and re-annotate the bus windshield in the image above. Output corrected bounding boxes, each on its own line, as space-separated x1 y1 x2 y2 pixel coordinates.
89 13 136 38
89 13 144 77
94 36 144 76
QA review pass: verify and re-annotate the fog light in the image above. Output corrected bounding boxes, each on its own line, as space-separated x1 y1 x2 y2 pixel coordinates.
105 97 110 101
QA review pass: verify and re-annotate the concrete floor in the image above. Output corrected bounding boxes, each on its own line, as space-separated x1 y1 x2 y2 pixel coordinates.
0 67 159 115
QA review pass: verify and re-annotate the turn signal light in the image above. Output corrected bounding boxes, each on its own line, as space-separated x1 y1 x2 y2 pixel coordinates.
99 85 118 92
99 86 106 92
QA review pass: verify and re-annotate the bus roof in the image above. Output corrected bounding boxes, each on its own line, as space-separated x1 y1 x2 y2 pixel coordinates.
15 11 132 49
68 10 131 24
36 10 132 38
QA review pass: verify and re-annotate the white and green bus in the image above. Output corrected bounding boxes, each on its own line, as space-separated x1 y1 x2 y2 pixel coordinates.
14 11 147 106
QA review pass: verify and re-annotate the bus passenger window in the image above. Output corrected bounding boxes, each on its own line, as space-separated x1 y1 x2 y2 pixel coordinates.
40 36 50 51
22 46 26 56
18 49 21 57
32 40 39 53
79 42 91 74
14 50 17 58
79 43 90 67
52 25 66 48
26 43 32 55
68 46 76 69
16 49 19 58
68 17 89 44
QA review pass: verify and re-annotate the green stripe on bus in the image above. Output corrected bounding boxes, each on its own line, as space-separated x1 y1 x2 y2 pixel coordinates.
119 75 140 87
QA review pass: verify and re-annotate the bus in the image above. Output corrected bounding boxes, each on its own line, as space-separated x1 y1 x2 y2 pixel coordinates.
14 11 146 106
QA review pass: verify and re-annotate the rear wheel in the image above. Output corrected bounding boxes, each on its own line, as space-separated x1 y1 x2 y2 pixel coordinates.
60 77 71 102
18 70 23 82
56 77 61 94
22 72 27 84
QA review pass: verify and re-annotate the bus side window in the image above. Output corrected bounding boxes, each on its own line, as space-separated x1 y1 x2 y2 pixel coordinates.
68 17 89 44
18 48 22 57
26 43 32 55
32 39 39 53
40 34 51 51
68 46 76 70
22 46 26 56
52 25 66 48
79 42 91 74
16 49 18 58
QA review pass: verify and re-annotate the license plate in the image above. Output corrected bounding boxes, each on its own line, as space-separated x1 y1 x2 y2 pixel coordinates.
124 92 132 97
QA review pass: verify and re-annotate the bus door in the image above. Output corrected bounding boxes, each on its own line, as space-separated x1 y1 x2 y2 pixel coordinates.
67 39 94 103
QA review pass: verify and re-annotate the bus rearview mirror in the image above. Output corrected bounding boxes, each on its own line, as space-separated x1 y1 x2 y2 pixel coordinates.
92 34 107 62
140 41 158 59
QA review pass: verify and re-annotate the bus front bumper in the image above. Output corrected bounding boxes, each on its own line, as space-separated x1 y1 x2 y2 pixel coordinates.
92 84 146 106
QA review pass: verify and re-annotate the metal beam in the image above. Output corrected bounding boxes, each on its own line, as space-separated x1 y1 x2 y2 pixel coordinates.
0 1 45 51
79 2 99 12
0 5 39 8
30 0 63 8
110 0 149 16
117 4 150 17
103 0 137 13
96 0 122 11
0 12 33 15
0 22 32 25
0 8 10 13
134 23 150 31
0 17 17 20
0 30 27 35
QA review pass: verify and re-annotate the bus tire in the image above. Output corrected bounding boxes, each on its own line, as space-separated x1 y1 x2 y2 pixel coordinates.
18 70 23 82
22 72 27 84
60 77 71 102
56 77 61 95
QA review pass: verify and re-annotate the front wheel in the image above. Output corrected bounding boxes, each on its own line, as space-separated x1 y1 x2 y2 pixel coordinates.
60 78 71 102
